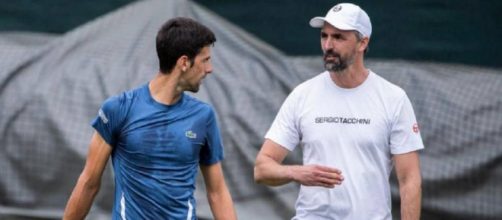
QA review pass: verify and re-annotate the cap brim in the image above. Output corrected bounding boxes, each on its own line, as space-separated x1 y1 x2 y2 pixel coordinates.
309 17 326 28
309 17 358 33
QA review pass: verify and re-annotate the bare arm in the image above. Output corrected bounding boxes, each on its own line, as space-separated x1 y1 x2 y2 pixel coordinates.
254 139 343 187
394 151 422 220
200 162 236 220
63 132 112 220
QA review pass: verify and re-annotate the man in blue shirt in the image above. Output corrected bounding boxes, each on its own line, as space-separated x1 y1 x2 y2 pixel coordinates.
64 17 237 220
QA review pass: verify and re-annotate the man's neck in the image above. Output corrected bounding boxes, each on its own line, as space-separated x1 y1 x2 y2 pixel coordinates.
329 64 369 89
148 72 183 105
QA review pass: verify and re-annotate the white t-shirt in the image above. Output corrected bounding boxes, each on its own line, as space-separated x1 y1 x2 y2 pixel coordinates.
265 71 424 220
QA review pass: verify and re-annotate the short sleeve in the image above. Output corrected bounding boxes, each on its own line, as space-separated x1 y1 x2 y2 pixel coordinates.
199 108 224 165
91 94 127 147
264 89 302 151
390 94 425 154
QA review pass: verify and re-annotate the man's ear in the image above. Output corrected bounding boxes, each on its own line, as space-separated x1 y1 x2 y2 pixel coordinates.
176 55 190 72
358 37 369 53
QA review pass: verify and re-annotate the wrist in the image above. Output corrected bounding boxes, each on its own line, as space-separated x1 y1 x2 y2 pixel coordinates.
286 165 297 182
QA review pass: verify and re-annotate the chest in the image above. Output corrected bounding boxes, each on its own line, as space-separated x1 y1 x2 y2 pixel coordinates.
119 113 207 163
298 92 392 150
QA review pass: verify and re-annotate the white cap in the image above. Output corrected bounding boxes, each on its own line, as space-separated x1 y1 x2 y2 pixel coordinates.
309 3 372 38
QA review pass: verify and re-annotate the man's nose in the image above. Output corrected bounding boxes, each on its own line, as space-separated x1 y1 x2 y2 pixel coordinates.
323 38 334 50
206 63 213 74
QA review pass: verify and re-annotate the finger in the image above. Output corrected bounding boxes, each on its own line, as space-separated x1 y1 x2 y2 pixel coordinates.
315 165 342 174
320 180 342 188
316 175 343 186
308 181 334 188
316 171 344 182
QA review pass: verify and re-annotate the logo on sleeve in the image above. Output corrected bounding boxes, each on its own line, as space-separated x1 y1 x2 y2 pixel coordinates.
412 123 419 133
185 130 197 139
98 109 109 124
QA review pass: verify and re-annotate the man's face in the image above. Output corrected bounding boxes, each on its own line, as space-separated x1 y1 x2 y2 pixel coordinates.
181 46 213 92
320 23 359 73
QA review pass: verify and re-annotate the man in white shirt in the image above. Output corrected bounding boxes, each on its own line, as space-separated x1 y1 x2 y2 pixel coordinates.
254 3 424 220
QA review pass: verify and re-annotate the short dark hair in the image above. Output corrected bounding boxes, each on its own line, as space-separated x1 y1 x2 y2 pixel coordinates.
156 17 216 73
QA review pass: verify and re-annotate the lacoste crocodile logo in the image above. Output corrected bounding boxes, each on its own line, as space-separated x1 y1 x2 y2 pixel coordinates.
185 130 197 139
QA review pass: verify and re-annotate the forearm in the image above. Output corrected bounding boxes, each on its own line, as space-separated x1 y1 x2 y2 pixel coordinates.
400 179 421 220
254 159 297 186
207 187 236 220
63 177 100 220
64 132 110 219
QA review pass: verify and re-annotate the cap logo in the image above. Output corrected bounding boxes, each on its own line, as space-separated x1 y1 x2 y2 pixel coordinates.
332 5 342 12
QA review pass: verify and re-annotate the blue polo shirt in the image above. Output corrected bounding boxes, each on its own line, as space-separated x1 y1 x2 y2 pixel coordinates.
91 83 224 219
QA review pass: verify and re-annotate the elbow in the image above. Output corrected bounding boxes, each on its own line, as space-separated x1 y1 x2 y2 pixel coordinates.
79 173 101 194
254 164 277 186
206 190 219 205
399 174 422 193
253 165 265 184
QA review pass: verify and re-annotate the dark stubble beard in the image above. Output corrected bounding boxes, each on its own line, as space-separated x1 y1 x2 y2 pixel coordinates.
179 78 200 93
323 49 355 73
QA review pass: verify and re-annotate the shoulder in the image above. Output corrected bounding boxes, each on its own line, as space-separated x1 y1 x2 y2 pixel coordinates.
106 85 142 104
370 71 407 100
100 85 144 115
184 94 212 110
183 94 216 117
289 72 327 97
296 71 327 90
369 71 414 119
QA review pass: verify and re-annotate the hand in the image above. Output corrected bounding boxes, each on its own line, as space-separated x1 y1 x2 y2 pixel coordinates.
289 165 344 188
